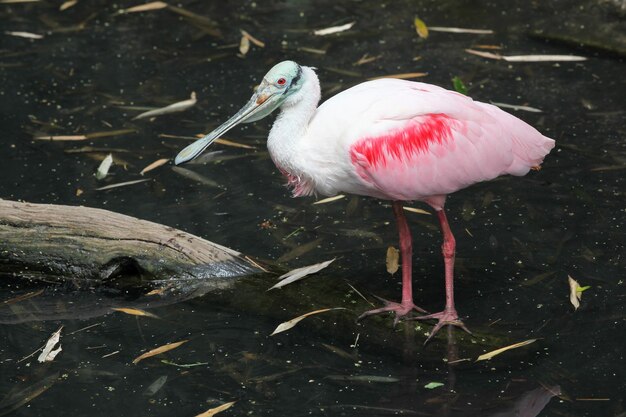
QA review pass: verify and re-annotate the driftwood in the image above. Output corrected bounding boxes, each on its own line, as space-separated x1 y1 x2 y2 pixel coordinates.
0 199 264 287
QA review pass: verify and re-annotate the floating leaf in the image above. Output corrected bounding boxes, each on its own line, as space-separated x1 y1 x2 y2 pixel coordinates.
368 72 428 81
568 275 584 310
34 135 88 141
240 29 264 47
132 340 188 364
424 382 444 389
476 339 538 361
112 307 158 318
95 178 151 191
213 137 256 149
327 375 400 383
403 206 431 215
414 16 429 39
313 21 355 36
386 246 399 275
313 195 345 205
121 1 168 13
2 289 44 305
59 0 77 10
4 31 43 39
429 26 493 34
466 49 587 62
271 308 345 335
451 76 467 95
239 35 250 55
95 153 113 180
140 158 169 175
195 401 236 417
269 258 335 290
490 101 543 113
37 327 63 363
133 92 197 120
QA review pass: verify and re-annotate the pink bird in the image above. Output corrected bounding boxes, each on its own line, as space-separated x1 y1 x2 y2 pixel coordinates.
176 61 555 342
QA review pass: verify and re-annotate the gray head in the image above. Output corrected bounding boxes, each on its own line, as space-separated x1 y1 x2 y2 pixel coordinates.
175 61 304 165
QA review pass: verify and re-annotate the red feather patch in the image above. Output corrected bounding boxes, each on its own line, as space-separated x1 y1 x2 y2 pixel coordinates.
350 114 454 170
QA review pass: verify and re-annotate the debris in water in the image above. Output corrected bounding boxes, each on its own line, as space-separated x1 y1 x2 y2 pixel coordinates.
120 1 168 13
132 340 188 364
112 307 159 318
313 195 345 205
476 339 538 361
140 158 169 175
271 308 346 336
37 327 63 363
313 21 355 36
466 49 587 61
568 275 589 310
4 31 43 39
269 258 335 290
95 178 151 191
133 92 197 120
414 16 429 39
429 27 493 34
95 153 113 180
490 101 543 113
386 246 399 275
195 401 236 417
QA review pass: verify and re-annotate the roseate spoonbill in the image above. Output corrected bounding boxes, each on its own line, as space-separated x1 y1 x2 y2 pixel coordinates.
175 61 555 342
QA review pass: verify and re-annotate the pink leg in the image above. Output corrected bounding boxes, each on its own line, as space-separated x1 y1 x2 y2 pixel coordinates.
358 201 427 325
414 208 472 343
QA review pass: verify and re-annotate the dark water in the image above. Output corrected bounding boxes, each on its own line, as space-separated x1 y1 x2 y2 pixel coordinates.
1 1 624 416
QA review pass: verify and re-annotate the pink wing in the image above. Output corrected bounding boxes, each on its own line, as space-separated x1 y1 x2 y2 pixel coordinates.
331 80 555 205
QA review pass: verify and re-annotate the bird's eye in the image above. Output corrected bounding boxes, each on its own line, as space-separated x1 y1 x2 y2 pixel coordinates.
277 77 287 86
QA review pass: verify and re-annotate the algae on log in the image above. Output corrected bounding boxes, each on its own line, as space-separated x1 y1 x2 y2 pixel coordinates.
0 199 264 287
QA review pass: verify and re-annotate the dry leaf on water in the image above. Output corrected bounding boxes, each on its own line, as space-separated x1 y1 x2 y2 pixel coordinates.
95 153 113 180
59 0 77 10
568 275 589 310
313 195 345 205
132 340 188 364
490 101 543 113
240 29 265 47
403 206 431 215
239 35 250 55
212 138 256 149
95 178 151 191
466 49 587 62
37 326 63 363
140 158 169 175
476 339 537 361
271 308 346 336
386 246 399 275
269 258 335 290
313 21 355 36
121 1 168 13
133 92 197 120
112 307 159 318
414 16 429 39
195 401 236 417
368 72 428 81
5 31 43 39
429 26 493 34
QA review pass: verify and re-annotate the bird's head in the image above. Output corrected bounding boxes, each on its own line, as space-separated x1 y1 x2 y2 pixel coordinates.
175 60 305 165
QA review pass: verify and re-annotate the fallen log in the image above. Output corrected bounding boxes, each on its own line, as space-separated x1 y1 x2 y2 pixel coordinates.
0 199 264 288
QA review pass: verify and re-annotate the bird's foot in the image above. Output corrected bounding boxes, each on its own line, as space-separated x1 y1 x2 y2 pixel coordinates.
412 309 472 344
357 295 428 326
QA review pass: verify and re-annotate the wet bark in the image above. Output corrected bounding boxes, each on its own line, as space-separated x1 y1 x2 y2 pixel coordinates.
0 199 264 287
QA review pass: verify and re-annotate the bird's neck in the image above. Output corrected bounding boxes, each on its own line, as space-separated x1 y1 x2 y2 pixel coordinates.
267 67 321 175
